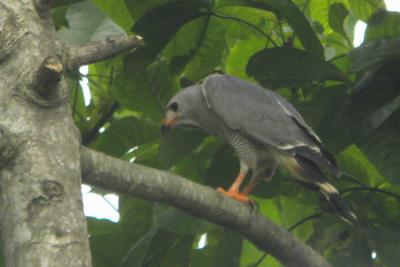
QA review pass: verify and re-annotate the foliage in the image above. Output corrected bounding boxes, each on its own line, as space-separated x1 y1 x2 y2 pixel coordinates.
51 0 400 266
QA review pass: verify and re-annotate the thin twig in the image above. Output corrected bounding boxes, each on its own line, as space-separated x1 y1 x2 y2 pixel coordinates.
249 211 323 267
342 186 400 200
82 67 118 145
209 12 279 47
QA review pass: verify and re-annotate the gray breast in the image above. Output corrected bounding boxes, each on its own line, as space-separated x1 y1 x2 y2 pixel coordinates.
222 128 261 170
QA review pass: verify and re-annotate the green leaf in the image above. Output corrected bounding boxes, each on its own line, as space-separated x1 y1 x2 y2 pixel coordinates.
123 0 169 22
123 229 185 267
91 0 134 32
122 140 160 168
225 37 264 79
192 229 242 267
327 234 374 267
367 225 400 267
365 10 400 41
348 0 385 21
215 6 278 46
131 1 210 58
57 0 124 44
349 38 400 73
309 0 333 34
247 47 348 88
111 54 172 121
322 86 400 154
158 236 194 267
240 240 280 267
88 218 134 267
337 145 385 186
329 3 349 38
259 0 324 57
120 228 159 267
358 111 400 184
94 116 160 157
163 15 227 80
277 196 315 241
51 6 69 30
158 127 206 168
183 17 227 80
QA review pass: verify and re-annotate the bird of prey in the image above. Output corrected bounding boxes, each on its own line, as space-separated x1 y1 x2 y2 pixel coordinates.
161 74 356 222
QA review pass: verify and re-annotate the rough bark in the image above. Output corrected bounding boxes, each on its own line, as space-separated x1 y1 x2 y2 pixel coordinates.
0 1 91 266
81 147 331 267
67 35 143 70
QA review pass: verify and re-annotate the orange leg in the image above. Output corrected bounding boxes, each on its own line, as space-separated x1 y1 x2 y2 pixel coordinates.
217 164 252 204
241 176 261 195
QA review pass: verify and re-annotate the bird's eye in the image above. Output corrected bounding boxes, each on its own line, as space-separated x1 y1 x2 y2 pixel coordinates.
169 102 179 112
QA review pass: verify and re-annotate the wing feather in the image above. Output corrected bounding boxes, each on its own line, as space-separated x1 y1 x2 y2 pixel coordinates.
202 74 339 176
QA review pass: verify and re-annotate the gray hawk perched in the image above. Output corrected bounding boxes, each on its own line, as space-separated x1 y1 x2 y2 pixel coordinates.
162 74 356 222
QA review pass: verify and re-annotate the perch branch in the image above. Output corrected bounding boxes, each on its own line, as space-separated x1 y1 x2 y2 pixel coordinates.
80 147 330 267
67 35 143 69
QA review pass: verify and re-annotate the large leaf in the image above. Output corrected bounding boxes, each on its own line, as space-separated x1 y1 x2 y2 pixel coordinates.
163 16 227 80
247 47 348 88
158 127 206 168
329 3 349 38
88 219 127 267
347 0 385 21
309 0 337 34
91 0 133 32
122 229 190 267
367 225 400 267
258 0 324 57
123 0 169 22
131 1 210 58
183 18 227 80
191 229 242 267
214 0 324 56
349 38 400 73
365 10 400 41
88 199 152 267
336 145 385 186
358 111 400 184
57 0 124 44
94 116 160 157
322 87 400 154
217 6 278 46
225 37 265 79
111 54 174 121
120 229 159 267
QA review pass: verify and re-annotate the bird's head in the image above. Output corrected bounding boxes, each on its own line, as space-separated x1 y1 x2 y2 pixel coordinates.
161 85 204 134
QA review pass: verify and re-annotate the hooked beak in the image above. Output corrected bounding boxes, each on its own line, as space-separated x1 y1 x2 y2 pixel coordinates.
161 111 178 135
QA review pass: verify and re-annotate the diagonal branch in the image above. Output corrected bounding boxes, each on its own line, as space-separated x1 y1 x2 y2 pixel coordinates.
80 147 330 267
67 35 143 70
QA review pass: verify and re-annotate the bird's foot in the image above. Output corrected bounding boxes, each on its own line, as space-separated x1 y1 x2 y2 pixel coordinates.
217 187 255 206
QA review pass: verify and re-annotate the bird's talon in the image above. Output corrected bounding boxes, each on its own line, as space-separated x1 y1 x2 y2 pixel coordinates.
216 187 254 204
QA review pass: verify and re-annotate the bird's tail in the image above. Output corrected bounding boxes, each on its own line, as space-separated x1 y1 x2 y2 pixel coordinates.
318 182 357 224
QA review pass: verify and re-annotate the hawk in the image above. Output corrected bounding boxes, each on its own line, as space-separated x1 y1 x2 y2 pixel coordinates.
161 74 356 222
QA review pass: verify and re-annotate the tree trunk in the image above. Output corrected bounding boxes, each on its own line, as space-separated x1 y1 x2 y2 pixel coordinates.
0 1 91 266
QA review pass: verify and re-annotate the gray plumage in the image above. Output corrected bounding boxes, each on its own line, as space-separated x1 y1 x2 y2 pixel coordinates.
163 74 356 222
